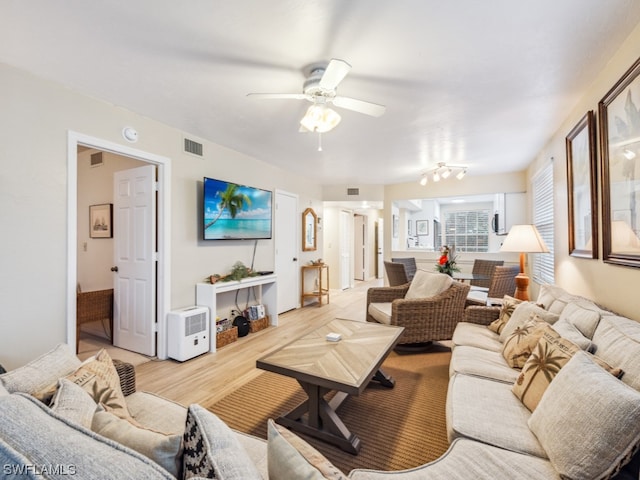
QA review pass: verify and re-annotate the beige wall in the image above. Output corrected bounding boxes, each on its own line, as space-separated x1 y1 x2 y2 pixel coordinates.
0 63 322 369
526 22 640 319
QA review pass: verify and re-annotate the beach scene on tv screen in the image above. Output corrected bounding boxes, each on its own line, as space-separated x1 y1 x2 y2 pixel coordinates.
204 178 272 240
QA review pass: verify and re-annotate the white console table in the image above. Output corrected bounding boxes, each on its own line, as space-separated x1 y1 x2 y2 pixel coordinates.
196 274 277 352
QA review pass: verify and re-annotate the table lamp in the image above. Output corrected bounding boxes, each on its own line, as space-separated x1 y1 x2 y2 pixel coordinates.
500 224 550 301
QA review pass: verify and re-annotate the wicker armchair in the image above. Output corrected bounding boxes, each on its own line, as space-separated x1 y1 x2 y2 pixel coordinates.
466 265 519 306
469 259 504 291
76 288 114 353
465 305 502 325
384 261 410 286
366 280 470 345
391 257 417 281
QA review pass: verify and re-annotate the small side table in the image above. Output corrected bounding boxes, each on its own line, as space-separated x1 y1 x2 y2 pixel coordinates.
301 264 330 307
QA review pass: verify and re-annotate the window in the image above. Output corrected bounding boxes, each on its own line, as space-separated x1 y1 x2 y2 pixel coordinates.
444 210 490 252
532 161 554 284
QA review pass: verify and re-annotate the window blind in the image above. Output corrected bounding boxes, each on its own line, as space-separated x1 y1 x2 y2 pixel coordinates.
444 210 490 253
532 162 554 284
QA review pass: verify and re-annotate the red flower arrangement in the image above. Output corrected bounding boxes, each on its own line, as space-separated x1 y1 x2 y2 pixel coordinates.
435 245 460 276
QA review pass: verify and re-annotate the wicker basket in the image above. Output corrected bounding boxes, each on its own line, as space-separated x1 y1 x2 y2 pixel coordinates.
249 316 269 333
113 359 136 396
216 326 238 348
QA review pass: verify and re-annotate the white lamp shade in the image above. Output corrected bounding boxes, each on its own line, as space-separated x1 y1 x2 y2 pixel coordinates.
300 105 341 133
500 224 550 253
611 220 640 252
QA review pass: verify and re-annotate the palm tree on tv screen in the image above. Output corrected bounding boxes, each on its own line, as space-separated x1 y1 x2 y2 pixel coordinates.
204 183 251 230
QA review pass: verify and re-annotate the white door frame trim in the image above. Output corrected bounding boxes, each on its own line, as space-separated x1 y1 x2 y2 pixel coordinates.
67 131 172 360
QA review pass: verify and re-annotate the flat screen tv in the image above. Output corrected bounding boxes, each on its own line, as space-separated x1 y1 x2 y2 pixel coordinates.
203 177 273 240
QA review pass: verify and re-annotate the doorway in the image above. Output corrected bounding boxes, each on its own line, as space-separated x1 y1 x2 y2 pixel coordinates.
354 214 366 281
67 131 172 360
76 150 148 350
275 190 299 313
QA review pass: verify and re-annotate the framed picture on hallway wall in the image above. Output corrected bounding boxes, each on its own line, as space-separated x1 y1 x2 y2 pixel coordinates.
416 220 429 236
599 56 640 268
566 110 597 259
90 203 113 238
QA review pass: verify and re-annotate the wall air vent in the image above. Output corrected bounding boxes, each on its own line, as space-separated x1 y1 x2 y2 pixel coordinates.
90 152 104 167
184 138 203 157
347 188 360 196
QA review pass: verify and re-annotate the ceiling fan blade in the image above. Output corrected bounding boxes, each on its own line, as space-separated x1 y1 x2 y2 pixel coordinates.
333 96 386 117
247 93 309 100
319 59 351 90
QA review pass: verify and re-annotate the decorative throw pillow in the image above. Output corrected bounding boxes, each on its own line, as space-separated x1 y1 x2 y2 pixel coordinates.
513 331 622 412
499 303 559 343
551 319 594 351
557 302 601 339
92 409 182 477
405 270 453 300
64 349 132 421
50 378 97 429
502 316 555 369
488 295 523 334
183 404 262 480
0 343 81 402
529 351 640 480
267 419 348 480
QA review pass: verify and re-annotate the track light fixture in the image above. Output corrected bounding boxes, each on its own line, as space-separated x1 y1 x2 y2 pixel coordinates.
418 162 467 185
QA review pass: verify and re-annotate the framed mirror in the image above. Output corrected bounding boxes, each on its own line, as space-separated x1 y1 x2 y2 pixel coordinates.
302 207 317 251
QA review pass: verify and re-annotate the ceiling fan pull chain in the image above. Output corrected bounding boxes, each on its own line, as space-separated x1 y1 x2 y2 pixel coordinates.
318 132 323 152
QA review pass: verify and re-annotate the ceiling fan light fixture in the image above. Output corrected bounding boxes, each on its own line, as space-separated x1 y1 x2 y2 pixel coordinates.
419 174 428 186
441 168 451 179
300 105 341 133
433 171 441 182
456 169 467 180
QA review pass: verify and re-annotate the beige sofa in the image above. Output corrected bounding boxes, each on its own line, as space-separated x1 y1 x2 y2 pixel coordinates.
350 284 640 479
0 344 269 479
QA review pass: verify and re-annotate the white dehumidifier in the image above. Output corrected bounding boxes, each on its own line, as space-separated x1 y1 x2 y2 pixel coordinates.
167 306 210 361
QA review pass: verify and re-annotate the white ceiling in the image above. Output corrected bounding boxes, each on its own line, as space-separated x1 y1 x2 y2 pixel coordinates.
2 1 640 185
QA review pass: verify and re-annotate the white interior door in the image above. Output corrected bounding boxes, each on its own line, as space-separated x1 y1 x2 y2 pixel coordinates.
113 165 156 356
376 219 384 279
354 215 365 281
275 190 299 313
339 210 351 289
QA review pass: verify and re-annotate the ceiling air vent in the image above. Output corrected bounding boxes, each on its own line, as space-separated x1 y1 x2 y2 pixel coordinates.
184 138 203 157
347 188 360 196
90 152 104 167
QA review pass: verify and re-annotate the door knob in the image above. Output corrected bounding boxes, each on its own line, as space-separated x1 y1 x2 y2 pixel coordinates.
293 257 298 262
111 266 119 272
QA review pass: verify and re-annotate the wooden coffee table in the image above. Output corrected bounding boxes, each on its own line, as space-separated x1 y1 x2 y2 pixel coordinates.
256 318 404 454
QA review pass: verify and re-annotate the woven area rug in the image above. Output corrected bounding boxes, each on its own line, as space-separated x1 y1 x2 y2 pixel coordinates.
207 346 451 474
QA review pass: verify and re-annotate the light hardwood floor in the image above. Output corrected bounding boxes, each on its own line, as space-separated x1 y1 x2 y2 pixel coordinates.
135 278 382 407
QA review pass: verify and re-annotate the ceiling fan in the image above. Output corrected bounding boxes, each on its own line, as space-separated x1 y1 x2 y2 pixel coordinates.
247 58 386 133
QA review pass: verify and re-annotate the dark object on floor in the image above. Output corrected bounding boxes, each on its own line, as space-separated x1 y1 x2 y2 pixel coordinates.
233 315 250 337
